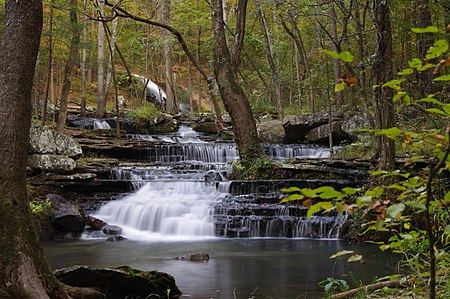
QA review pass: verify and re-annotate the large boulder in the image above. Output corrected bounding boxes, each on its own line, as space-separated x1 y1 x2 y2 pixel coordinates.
54 265 182 299
28 154 77 172
29 126 82 158
283 112 344 143
257 120 286 144
102 224 123 235
305 121 351 145
341 113 370 141
47 194 85 236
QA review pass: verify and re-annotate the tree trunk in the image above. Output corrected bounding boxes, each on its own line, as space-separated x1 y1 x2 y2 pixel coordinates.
96 0 106 117
57 0 81 132
0 1 69 297
161 0 177 113
371 0 395 170
329 2 344 108
256 0 283 119
80 0 88 116
102 2 118 108
41 0 53 127
211 0 263 161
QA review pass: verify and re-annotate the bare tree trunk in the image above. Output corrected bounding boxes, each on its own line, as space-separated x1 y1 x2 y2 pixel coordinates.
329 2 344 108
96 0 106 117
188 58 194 114
371 0 395 170
102 3 118 106
80 0 88 116
33 52 41 117
41 0 53 126
161 0 177 113
57 0 81 132
0 1 70 297
255 0 283 119
211 0 263 161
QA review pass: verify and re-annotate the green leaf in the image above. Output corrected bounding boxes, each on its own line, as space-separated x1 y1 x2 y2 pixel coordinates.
281 187 302 193
323 49 340 59
307 202 323 218
375 127 403 139
382 78 406 89
387 203 406 219
398 68 413 75
419 97 442 105
365 186 384 198
411 26 439 33
348 254 363 262
400 233 414 240
444 225 450 234
425 108 447 116
330 250 354 259
280 193 304 203
393 92 406 103
300 188 317 198
404 200 426 210
342 187 358 195
335 81 346 92
426 40 449 60
433 74 450 82
319 189 344 199
357 196 373 205
339 51 354 63
408 58 423 69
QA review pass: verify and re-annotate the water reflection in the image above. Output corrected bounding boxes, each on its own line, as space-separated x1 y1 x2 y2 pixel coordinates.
43 238 399 298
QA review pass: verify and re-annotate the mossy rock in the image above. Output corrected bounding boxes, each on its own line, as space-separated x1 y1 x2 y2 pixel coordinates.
55 265 181 298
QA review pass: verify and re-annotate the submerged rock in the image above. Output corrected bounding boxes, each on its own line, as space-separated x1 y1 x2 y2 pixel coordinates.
54 265 181 299
102 224 123 235
106 235 126 242
176 253 210 262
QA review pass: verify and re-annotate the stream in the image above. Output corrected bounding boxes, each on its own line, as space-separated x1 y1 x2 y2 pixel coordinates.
43 124 398 298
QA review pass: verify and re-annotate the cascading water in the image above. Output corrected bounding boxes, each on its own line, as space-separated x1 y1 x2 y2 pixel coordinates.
89 125 345 240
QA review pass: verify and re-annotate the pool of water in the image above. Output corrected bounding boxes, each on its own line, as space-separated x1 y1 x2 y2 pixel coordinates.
43 238 399 298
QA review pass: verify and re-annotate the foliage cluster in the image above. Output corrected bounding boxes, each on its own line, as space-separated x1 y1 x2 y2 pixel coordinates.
283 30 450 298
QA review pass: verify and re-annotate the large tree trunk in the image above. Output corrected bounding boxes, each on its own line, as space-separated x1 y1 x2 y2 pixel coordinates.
57 0 81 132
371 0 395 170
161 0 177 113
0 1 69 297
211 0 263 161
102 2 118 108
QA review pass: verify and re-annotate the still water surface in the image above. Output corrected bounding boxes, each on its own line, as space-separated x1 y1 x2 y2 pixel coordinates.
43 238 398 298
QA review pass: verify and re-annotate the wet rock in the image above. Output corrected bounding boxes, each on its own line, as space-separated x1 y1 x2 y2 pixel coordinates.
47 194 85 235
193 122 218 134
29 126 82 158
257 120 286 144
102 224 123 235
306 121 351 145
28 154 77 172
54 265 182 299
106 236 126 242
176 253 210 262
283 112 344 143
86 215 107 230
204 170 223 182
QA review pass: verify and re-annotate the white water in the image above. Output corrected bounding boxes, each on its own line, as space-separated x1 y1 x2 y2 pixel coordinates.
92 180 227 241
89 125 341 241
93 120 111 130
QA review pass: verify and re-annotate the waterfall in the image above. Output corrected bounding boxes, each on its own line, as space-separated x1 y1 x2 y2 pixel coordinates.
89 125 346 240
94 120 111 130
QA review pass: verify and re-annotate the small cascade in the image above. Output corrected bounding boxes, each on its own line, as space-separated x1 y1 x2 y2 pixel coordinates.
88 124 348 240
94 120 111 130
